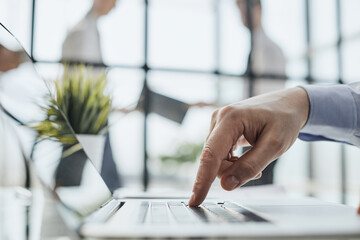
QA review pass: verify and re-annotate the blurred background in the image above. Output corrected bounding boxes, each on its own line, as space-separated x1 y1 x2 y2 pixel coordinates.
1 0 360 208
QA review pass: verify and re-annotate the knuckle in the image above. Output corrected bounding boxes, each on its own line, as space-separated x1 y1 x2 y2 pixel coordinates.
218 105 234 119
267 134 283 149
211 108 220 120
242 161 259 177
219 105 233 117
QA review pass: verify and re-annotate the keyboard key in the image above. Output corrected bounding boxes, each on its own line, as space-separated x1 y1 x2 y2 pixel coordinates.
188 206 217 223
168 202 184 207
222 202 268 222
138 201 149 223
202 202 244 223
168 202 196 223
151 202 169 224
241 210 268 222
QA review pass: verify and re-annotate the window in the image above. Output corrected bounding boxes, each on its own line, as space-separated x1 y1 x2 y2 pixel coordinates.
1 0 360 207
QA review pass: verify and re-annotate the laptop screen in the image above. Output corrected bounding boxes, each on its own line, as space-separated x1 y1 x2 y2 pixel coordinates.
0 23 112 221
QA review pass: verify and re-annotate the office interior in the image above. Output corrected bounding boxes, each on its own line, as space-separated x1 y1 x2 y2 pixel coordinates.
1 0 360 224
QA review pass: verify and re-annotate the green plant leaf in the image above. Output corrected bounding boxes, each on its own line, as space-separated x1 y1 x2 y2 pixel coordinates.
32 64 111 144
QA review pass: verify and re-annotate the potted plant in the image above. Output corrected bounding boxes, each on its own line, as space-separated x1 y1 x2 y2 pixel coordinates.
33 64 111 186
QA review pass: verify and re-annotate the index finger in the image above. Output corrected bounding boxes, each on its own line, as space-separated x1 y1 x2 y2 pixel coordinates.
189 122 243 207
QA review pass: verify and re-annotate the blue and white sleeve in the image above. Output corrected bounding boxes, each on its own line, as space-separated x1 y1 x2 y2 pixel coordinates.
298 82 360 147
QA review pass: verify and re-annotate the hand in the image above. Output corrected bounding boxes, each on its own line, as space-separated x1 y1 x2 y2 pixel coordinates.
188 87 310 206
0 45 22 72
190 102 217 108
113 108 137 114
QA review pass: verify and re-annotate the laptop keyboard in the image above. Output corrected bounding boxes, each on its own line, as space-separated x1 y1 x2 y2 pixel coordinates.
151 202 169 224
138 201 267 224
202 202 244 222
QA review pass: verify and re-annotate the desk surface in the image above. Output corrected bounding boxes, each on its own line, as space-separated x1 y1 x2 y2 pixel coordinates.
0 187 358 240
0 188 29 240
0 188 79 240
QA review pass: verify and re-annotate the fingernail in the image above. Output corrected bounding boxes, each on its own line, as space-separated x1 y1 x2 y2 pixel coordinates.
224 175 240 190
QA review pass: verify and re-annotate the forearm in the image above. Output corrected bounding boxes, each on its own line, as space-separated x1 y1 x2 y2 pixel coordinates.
299 83 360 147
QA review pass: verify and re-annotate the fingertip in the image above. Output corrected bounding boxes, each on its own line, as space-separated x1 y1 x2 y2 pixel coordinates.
188 193 196 207
188 192 203 207
188 184 209 206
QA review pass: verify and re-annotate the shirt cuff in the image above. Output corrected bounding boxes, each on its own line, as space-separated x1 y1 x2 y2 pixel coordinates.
299 84 357 144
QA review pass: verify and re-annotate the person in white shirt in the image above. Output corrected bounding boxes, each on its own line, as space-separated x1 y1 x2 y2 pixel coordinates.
236 0 287 186
237 0 286 97
62 0 117 64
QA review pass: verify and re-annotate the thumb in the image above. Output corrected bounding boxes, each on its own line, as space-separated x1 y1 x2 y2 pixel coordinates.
221 133 282 190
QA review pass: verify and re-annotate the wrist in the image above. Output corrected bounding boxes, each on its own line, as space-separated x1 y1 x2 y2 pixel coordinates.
294 87 310 129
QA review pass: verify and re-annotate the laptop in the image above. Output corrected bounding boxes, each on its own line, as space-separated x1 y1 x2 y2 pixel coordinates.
1 23 360 239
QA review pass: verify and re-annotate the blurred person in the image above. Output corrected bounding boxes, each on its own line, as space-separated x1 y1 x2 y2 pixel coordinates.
236 0 287 186
61 0 120 192
62 0 212 124
62 0 117 64
125 87 215 125
62 0 213 191
0 44 24 72
188 82 360 215
237 0 286 97
0 44 27 187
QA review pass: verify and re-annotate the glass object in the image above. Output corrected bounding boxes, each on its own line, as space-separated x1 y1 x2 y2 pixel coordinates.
34 64 146 187
0 24 112 223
